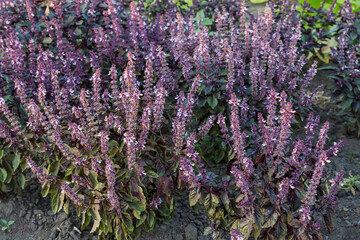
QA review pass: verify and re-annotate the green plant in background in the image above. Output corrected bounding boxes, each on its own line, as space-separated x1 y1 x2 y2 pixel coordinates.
173 0 193 10
281 0 338 63
349 152 355 162
250 0 268 3
340 171 360 195
298 0 360 13
0 148 27 194
322 22 360 136
0 219 15 232
277 0 359 63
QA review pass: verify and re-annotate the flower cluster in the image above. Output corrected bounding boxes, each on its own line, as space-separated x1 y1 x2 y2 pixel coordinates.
216 89 344 239
26 157 56 184
61 182 88 208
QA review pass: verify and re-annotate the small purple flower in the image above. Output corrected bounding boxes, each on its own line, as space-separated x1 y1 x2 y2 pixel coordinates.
61 182 88 208
100 130 109 155
72 175 87 187
315 121 330 156
136 164 146 177
150 197 162 209
323 172 344 204
230 165 251 202
27 157 56 184
105 158 122 213
230 228 243 240
124 131 137 170
91 157 104 175
217 113 230 143
312 221 322 230
327 140 344 157
152 86 167 131
198 115 215 138
299 205 311 228
303 151 328 206
277 177 292 205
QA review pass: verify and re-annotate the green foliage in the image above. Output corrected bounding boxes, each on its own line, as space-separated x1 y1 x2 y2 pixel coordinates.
189 100 341 239
293 0 360 63
173 0 193 10
0 147 27 194
298 0 360 13
0 1 346 239
0 219 15 232
340 172 360 195
250 0 267 3
273 1 337 62
322 31 360 135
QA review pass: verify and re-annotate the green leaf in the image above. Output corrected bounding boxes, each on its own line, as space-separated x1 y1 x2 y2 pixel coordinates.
0 168 7 182
12 152 21 171
121 213 134 233
207 96 218 109
252 224 261 240
88 171 99 188
250 0 267 3
2 161 12 183
128 199 146 212
262 211 279 228
41 183 50 197
254 206 265 226
0 150 4 159
204 193 211 210
147 211 156 229
189 188 201 207
204 226 212 236
42 37 53 44
20 154 27 171
81 210 92 231
57 192 65 213
133 210 141 219
202 18 213 26
205 85 213 95
17 174 26 189
0 219 7 225
221 191 231 213
211 193 220 208
276 222 287 240
136 212 147 228
63 198 70 215
51 190 60 213
342 98 353 110
65 165 76 177
146 169 159 178
47 161 60 175
232 218 253 240
214 149 225 163
318 66 338 71
157 206 171 217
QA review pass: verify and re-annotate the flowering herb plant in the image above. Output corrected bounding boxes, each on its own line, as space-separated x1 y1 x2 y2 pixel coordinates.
0 55 214 238
168 2 320 163
320 1 360 136
0 0 346 239
186 89 344 240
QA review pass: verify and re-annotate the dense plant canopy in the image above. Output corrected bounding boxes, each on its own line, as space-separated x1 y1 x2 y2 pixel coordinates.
0 0 357 239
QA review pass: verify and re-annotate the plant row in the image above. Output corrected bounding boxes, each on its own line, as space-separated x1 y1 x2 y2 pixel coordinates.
0 0 357 239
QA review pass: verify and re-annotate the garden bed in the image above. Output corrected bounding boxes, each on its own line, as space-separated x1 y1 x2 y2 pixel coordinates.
0 67 359 240
0 0 359 240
